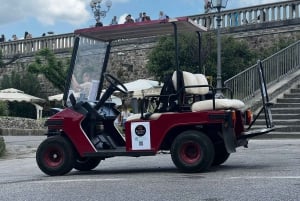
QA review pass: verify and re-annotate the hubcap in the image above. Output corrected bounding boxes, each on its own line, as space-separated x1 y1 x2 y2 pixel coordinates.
180 141 201 164
44 147 64 167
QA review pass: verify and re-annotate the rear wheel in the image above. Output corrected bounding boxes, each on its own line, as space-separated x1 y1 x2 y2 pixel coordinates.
171 130 215 173
212 142 230 166
74 157 101 171
36 136 75 176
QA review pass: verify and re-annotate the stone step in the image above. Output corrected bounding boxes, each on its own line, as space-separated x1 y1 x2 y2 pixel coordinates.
290 88 300 93
283 93 300 98
272 103 300 108
270 108 300 114
275 125 300 132
276 98 300 103
253 119 300 125
263 113 300 119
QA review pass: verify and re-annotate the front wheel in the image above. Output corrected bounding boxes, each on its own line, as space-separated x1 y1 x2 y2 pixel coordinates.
171 130 215 173
74 157 101 171
36 136 75 176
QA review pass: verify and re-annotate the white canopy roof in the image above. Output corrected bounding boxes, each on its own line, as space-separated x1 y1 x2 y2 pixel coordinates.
48 93 63 101
0 88 45 119
0 88 45 103
123 79 160 92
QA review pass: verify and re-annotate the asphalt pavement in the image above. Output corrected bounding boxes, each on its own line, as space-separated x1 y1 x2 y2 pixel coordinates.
1 136 46 159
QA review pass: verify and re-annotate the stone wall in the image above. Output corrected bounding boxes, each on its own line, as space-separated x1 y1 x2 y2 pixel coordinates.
107 38 157 82
224 19 300 50
1 52 70 97
0 117 46 136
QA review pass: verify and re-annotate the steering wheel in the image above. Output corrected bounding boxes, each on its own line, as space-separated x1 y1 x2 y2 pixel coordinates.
104 73 128 94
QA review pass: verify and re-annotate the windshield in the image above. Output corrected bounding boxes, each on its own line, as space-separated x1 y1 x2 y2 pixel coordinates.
65 36 109 106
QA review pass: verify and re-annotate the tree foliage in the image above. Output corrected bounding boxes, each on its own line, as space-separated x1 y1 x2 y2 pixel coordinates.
0 71 42 118
0 101 9 116
261 37 296 58
28 48 69 91
147 33 200 82
0 71 41 96
147 33 259 85
215 36 257 82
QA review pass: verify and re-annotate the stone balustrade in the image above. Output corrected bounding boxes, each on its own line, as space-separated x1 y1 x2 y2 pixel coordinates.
190 0 299 29
0 33 74 58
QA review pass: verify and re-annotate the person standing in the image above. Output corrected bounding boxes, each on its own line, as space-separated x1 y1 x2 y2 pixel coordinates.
159 11 169 20
120 105 131 128
142 12 151 21
204 0 212 13
12 34 18 41
0 34 5 42
135 12 143 22
110 16 118 25
125 14 134 24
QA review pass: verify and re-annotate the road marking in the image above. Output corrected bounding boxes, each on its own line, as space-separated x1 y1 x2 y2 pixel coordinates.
229 176 300 180
31 178 124 184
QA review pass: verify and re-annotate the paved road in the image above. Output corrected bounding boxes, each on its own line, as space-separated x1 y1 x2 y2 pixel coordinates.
1 136 46 160
1 137 300 201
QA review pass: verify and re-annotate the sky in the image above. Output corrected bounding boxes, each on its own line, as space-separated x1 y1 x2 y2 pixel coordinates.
0 0 288 40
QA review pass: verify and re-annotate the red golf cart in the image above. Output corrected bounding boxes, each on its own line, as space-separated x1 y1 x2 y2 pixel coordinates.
36 17 274 176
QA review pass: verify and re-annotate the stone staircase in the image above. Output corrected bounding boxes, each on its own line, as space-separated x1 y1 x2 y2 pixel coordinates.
254 84 300 138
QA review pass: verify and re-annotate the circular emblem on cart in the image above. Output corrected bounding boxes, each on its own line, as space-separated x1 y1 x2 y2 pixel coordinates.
135 125 146 137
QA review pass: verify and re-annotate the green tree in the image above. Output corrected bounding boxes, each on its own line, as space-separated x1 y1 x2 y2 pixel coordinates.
0 71 41 96
0 101 9 116
0 71 42 119
147 33 257 85
147 33 200 82
262 37 296 58
208 36 258 82
28 48 69 91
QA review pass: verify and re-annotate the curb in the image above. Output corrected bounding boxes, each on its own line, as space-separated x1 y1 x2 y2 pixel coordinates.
0 128 46 136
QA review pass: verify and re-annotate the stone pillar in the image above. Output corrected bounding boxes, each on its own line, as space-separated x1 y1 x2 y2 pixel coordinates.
0 136 5 157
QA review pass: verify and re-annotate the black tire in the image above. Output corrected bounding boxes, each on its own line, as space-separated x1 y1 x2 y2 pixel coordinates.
74 157 101 171
36 136 75 176
212 142 230 166
171 130 215 173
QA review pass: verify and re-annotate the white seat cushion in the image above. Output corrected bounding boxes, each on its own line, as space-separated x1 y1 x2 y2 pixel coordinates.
191 99 245 112
172 71 209 95
172 71 199 94
126 112 177 122
126 113 163 121
194 74 209 94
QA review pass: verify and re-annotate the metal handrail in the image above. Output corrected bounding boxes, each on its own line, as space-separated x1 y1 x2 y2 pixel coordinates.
224 40 300 101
